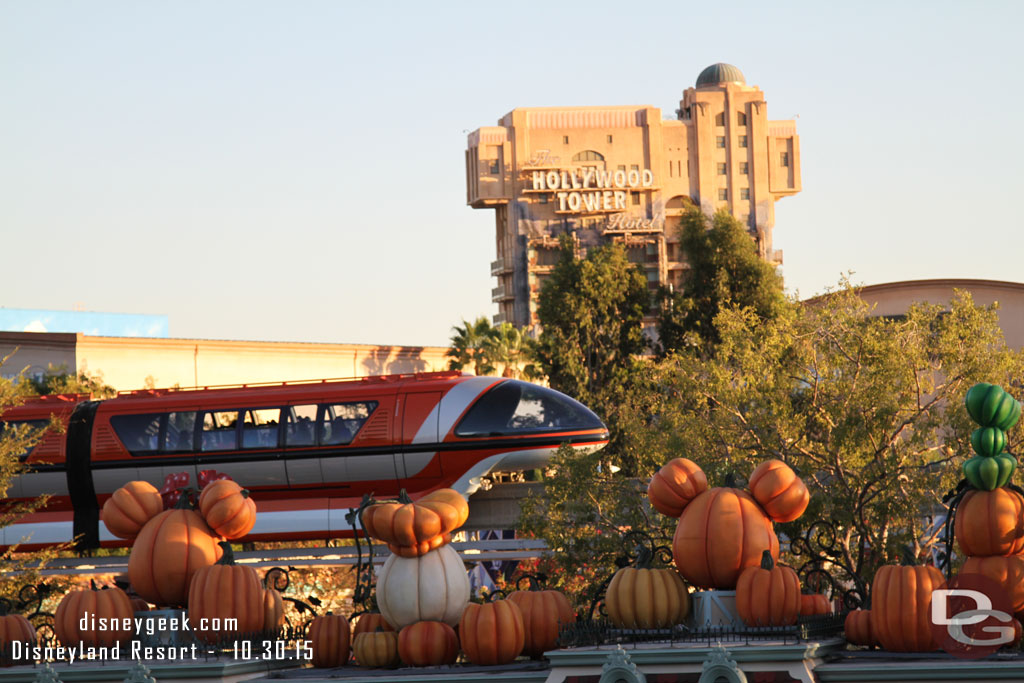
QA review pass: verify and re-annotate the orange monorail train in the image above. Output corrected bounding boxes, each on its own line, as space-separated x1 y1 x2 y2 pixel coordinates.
0 371 608 551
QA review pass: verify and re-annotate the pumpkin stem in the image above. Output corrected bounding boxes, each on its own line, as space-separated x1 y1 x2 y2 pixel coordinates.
0 598 11 616
397 489 412 504
241 489 250 499
899 545 918 567
90 578 97 591
760 549 775 571
215 541 236 565
173 489 197 510
636 546 654 569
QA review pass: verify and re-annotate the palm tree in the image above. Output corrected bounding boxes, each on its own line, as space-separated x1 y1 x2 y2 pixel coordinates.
446 316 497 375
484 323 526 378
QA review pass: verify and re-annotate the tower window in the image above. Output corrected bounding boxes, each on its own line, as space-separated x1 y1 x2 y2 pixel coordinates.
740 188 750 200
737 112 748 126
489 159 500 174
563 135 569 144
739 135 748 148
718 189 728 200
607 134 613 143
716 136 726 148
715 112 725 126
572 150 605 162
781 151 790 167
717 163 727 175
632 193 641 205
740 162 749 175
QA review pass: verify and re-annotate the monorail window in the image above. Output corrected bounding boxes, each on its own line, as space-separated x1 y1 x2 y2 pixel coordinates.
111 413 163 454
455 380 605 437
164 411 196 452
242 408 280 449
320 401 377 446
201 410 238 451
0 419 48 460
284 405 317 447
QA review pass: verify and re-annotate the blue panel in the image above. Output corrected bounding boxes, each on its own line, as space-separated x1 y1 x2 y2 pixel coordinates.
0 309 169 338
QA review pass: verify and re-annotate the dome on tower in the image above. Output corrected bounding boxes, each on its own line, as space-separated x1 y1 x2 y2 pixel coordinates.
696 63 746 87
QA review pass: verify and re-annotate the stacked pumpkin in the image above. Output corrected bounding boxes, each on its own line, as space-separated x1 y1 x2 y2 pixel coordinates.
648 457 810 627
95 474 280 645
363 488 526 666
955 383 1024 625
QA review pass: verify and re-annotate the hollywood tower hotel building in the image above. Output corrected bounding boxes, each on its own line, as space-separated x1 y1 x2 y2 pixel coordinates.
466 63 801 327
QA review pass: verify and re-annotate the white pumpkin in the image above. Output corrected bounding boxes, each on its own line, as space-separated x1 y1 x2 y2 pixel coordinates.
376 543 470 629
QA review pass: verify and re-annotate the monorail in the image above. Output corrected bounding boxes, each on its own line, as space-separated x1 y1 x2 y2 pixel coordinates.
0 371 608 550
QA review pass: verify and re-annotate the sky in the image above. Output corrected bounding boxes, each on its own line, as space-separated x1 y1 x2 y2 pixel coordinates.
2 1 1022 347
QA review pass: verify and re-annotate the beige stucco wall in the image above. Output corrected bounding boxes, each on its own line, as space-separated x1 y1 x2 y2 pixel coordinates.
0 332 450 392
855 279 1024 349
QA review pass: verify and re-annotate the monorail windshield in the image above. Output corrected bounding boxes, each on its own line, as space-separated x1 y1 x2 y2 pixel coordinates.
454 380 605 437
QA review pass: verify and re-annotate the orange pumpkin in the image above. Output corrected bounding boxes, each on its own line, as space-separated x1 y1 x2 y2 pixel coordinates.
0 612 35 667
352 631 400 668
308 612 351 668
459 599 525 665
955 488 1024 557
130 598 150 612
188 542 264 644
361 488 468 554
647 458 708 518
54 583 134 647
962 555 1024 614
507 589 575 658
735 550 801 627
870 564 945 652
845 609 875 646
397 621 459 667
101 481 164 540
672 487 780 589
352 612 395 636
198 479 257 540
605 567 690 629
262 588 286 635
128 505 223 607
387 533 452 558
799 593 831 616
747 459 810 523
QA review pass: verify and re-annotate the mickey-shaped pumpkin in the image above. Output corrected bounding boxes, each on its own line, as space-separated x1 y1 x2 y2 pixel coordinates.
649 458 809 589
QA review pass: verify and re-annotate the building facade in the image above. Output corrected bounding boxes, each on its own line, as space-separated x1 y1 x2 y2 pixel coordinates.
466 62 801 327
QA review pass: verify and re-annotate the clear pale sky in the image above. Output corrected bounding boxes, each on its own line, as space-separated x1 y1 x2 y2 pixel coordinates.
2 1 1021 347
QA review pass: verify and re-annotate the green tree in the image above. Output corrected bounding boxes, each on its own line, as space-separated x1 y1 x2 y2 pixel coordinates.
521 282 1024 601
530 235 650 420
484 322 527 378
446 317 497 376
657 207 787 355
19 364 116 399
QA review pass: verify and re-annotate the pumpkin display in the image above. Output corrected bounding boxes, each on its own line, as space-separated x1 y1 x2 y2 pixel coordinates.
188 542 264 644
198 479 257 540
262 588 286 635
101 481 164 540
605 566 690 629
963 454 1018 491
844 609 875 646
308 612 352 668
397 621 459 667
962 555 1024 614
647 458 708 518
352 612 395 636
459 599 525 666
507 588 575 658
870 564 945 652
672 487 780 589
353 630 400 668
972 427 1008 457
388 533 452 559
54 583 134 647
128 502 223 607
0 611 35 667
966 383 1022 430
799 593 831 616
735 550 801 627
376 543 470 629
361 489 469 555
954 487 1024 557
747 460 810 523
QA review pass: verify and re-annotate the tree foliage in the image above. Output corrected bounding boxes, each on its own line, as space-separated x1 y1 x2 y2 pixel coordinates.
657 208 787 355
446 318 532 378
530 235 650 437
520 282 1024 603
19 364 115 399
